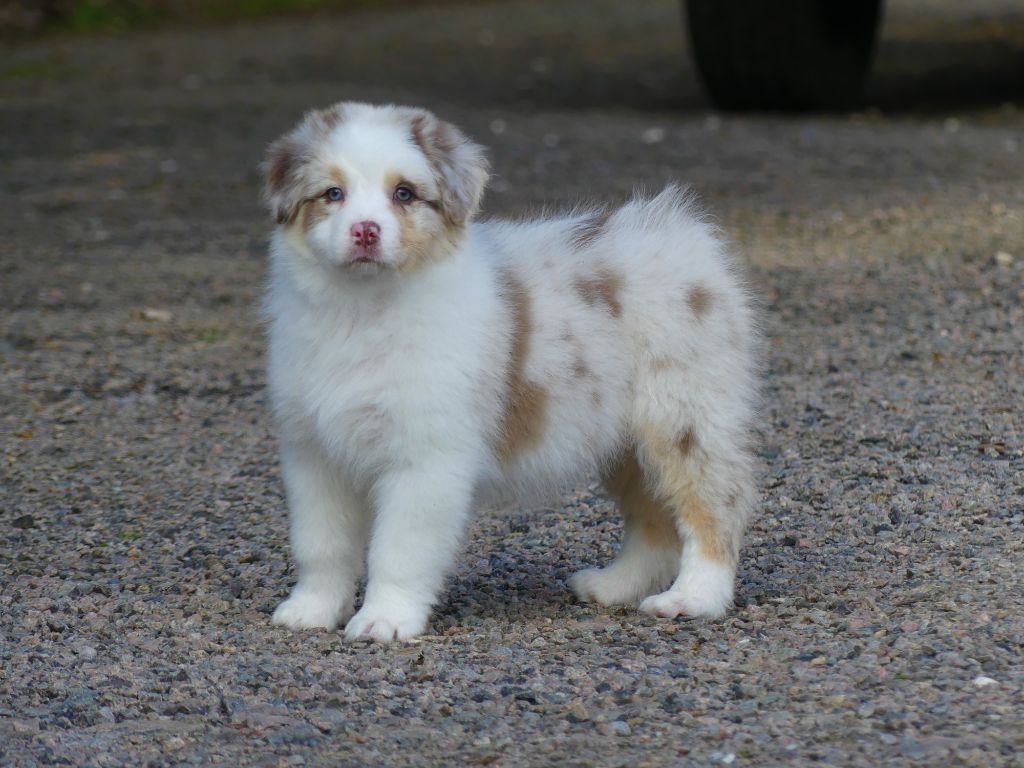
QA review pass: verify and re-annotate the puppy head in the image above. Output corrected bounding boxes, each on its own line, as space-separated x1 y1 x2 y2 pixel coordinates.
263 102 489 273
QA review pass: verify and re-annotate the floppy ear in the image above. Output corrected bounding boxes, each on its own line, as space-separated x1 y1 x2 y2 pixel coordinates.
262 135 306 225
263 104 348 225
407 111 490 228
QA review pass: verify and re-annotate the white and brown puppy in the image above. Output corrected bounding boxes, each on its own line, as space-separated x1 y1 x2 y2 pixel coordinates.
262 102 759 642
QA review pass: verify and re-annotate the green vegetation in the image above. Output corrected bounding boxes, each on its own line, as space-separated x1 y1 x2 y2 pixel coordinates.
8 0 443 36
0 59 72 80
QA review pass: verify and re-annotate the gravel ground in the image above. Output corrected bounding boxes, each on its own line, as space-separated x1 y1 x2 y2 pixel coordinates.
2 0 1023 765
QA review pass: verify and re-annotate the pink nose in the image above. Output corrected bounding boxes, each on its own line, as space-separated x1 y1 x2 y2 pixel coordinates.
351 220 380 247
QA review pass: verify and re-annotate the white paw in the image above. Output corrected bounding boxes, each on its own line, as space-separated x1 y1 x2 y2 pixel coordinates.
639 591 695 618
344 602 428 642
272 589 351 630
569 567 645 606
639 563 734 619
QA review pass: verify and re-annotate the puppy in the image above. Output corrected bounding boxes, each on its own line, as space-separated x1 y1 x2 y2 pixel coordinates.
262 102 759 642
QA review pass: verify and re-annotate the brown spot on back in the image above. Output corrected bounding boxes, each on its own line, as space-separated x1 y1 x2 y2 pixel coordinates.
677 428 697 457
570 209 612 250
687 285 713 319
494 271 548 462
574 267 623 318
571 354 590 379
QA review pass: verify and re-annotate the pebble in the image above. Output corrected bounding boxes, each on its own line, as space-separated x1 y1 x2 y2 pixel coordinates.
641 127 666 144
140 308 173 322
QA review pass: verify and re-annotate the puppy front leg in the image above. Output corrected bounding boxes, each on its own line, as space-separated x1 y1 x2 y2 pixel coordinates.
345 459 474 642
272 440 367 631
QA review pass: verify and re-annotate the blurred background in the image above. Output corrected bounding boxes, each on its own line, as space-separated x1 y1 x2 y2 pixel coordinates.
3 0 1024 110
2 0 1023 250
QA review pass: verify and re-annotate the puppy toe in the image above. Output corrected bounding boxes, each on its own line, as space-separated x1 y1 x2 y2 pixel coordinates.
639 591 690 619
569 568 640 606
639 585 732 620
344 603 427 642
272 590 350 630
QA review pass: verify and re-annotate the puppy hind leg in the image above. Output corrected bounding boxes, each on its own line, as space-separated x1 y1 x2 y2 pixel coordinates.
634 427 752 619
569 449 680 606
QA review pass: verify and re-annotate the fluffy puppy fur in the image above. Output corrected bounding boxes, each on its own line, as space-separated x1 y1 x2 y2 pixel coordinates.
262 102 759 642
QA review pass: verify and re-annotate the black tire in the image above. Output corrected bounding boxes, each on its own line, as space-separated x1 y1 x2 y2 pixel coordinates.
685 0 882 111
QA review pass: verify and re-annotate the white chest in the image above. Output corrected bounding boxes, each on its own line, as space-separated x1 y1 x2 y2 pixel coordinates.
268 292 503 483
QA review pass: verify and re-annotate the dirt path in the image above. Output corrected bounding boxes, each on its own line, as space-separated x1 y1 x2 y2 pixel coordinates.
2 1 1022 765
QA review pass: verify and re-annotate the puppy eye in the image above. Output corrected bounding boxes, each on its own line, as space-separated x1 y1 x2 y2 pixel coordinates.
324 187 344 202
393 185 415 203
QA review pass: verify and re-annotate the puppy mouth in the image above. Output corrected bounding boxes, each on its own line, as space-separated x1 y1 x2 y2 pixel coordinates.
347 247 382 266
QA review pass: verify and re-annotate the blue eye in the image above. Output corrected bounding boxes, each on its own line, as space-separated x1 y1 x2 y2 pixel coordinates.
325 187 344 202
394 186 414 203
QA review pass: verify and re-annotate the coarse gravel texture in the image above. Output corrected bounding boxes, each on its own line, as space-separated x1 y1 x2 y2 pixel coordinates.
2 0 1023 766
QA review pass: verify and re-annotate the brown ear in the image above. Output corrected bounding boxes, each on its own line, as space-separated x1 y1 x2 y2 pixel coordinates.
263 104 348 225
262 135 305 225
406 110 489 228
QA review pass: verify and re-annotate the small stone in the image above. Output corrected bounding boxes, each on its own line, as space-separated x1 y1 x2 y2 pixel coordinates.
565 702 589 723
994 251 1013 267
12 515 35 529
610 720 631 737
140 308 173 322
12 719 39 734
973 676 998 687
900 737 930 758
163 737 186 751
78 645 97 661
641 127 665 145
